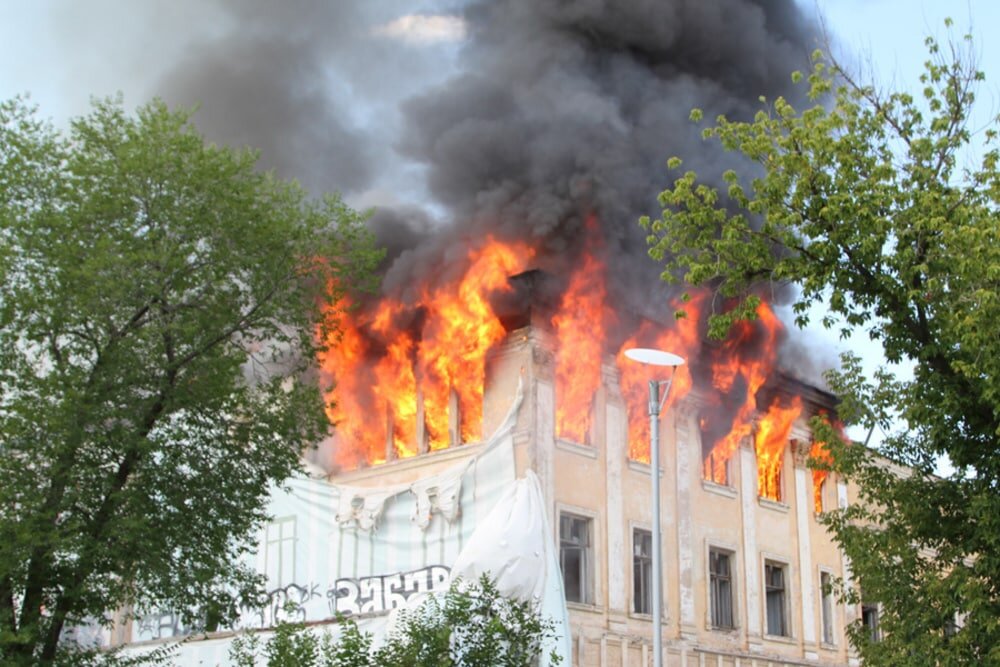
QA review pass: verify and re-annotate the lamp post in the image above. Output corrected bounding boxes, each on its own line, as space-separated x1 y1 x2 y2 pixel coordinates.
623 348 685 667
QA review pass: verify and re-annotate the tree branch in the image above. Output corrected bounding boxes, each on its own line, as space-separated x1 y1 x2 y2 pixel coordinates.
39 359 180 660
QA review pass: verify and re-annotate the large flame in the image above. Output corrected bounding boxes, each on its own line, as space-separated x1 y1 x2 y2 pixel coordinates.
320 300 384 469
702 302 783 484
320 229 827 479
416 239 530 448
318 237 533 469
552 218 613 443
754 395 803 501
616 295 704 462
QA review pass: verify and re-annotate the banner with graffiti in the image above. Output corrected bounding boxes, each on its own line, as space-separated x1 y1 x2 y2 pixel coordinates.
122 381 569 665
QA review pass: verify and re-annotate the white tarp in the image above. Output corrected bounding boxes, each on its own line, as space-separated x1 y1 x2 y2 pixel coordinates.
126 382 571 665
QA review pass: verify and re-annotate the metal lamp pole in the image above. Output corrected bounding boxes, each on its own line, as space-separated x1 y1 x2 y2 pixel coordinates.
625 348 684 667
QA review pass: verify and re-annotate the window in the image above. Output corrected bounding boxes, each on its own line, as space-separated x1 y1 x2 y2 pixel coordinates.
633 529 652 614
764 561 789 637
820 571 835 645
701 419 729 485
861 601 880 642
560 513 593 604
709 549 735 629
265 516 296 589
814 473 827 514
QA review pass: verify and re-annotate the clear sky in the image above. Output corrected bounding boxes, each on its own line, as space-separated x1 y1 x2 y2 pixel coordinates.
2 1 995 459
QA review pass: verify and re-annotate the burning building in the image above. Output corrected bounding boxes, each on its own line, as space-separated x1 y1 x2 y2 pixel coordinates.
304 244 859 666
117 269 862 666
102 0 874 664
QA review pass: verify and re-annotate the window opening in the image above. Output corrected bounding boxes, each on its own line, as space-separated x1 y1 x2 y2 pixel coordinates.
560 513 593 604
709 549 735 629
820 571 835 644
765 561 789 637
633 529 652 614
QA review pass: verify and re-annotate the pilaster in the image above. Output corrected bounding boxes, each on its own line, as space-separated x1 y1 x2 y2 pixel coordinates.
674 398 699 637
792 435 818 654
739 435 762 645
605 362 627 613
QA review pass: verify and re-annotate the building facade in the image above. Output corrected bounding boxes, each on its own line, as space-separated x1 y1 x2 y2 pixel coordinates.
119 318 865 666
329 321 861 667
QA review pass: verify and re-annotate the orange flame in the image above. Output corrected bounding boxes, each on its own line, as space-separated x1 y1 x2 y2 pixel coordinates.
320 301 386 469
703 302 783 484
810 440 833 513
754 396 803 501
617 294 704 462
318 237 533 469
321 227 828 477
809 417 843 513
370 301 418 458
416 239 531 448
552 219 613 443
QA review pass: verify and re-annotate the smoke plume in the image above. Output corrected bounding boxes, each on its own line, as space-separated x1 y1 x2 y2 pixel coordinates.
98 0 818 342
388 0 819 340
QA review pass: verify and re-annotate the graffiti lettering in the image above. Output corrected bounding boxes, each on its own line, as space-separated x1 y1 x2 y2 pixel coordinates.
328 565 451 617
135 565 450 641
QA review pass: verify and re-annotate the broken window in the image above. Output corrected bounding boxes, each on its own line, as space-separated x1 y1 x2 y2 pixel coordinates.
633 528 652 614
701 417 731 485
814 474 827 513
709 548 735 629
811 440 833 513
560 513 593 604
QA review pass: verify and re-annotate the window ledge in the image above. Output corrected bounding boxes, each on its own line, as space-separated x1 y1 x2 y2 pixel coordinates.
758 497 790 513
702 479 737 499
820 641 838 651
566 601 603 614
708 625 739 635
626 460 663 476
763 633 796 645
555 439 598 459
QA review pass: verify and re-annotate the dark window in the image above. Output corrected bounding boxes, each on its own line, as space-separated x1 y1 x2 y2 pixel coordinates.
701 418 729 485
765 562 789 637
633 529 653 614
861 601 880 642
560 513 592 604
709 549 735 629
820 572 835 645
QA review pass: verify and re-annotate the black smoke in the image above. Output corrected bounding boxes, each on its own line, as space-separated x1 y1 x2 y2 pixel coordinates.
144 0 826 367
388 0 818 340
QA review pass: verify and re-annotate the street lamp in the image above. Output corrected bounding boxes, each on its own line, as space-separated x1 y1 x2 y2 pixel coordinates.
623 347 685 667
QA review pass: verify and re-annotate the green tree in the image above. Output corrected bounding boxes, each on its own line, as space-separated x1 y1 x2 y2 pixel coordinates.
642 24 1000 665
228 576 564 667
0 96 381 665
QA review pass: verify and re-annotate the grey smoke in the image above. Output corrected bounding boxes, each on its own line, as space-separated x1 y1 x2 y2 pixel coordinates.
136 0 468 200
391 0 818 338
48 0 827 368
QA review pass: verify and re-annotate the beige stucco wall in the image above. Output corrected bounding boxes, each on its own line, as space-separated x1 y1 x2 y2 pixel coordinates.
333 325 861 666
481 326 857 667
